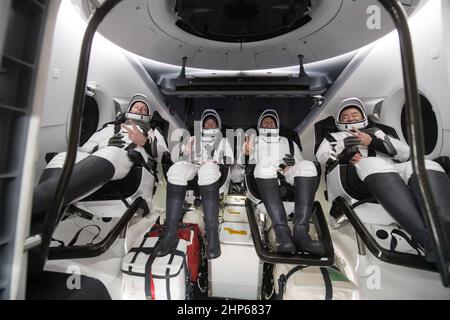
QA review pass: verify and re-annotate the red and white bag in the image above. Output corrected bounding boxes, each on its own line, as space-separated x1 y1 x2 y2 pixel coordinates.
148 223 202 282
121 223 202 300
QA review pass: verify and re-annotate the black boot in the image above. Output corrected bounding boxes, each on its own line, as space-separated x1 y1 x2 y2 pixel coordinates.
32 155 115 215
28 168 64 278
154 183 187 257
200 181 221 259
38 167 62 185
293 176 325 255
255 178 296 253
410 171 450 262
364 173 429 249
31 168 63 234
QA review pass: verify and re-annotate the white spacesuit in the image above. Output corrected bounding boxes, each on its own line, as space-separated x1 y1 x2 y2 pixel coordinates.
154 109 233 259
248 109 324 255
252 110 317 183
32 94 168 217
167 109 233 187
316 98 443 182
315 98 450 260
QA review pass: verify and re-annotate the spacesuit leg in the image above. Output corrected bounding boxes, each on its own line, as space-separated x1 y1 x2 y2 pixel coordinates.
34 151 91 191
32 155 115 217
154 162 197 257
408 161 450 261
36 153 69 187
399 159 445 184
166 161 199 186
198 162 221 259
286 161 325 255
354 157 397 181
31 151 98 218
33 146 137 216
92 146 134 180
255 163 295 253
359 158 429 250
29 154 116 275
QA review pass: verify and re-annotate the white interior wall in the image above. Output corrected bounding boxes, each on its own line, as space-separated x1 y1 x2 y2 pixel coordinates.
439 0 450 157
300 0 450 162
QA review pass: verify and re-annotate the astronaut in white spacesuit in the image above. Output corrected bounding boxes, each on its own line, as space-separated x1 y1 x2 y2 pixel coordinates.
154 109 233 259
244 109 324 255
32 94 168 220
315 97 450 260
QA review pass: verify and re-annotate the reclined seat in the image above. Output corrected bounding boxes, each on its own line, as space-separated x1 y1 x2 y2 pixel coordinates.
46 111 170 249
314 116 448 269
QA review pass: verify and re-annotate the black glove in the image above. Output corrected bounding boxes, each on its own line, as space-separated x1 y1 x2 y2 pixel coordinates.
343 136 360 149
339 136 360 164
282 154 296 167
362 127 379 137
144 137 159 159
108 134 126 149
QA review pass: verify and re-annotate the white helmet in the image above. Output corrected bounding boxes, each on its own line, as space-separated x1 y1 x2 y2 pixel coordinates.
335 98 369 131
125 94 152 124
201 109 222 143
258 109 280 143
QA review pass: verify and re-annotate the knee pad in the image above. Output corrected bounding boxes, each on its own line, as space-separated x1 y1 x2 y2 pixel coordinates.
46 152 67 169
402 160 445 182
355 157 396 181
292 160 318 178
425 160 445 173
167 163 190 186
254 164 278 180
198 162 221 186
94 147 133 180
46 152 90 169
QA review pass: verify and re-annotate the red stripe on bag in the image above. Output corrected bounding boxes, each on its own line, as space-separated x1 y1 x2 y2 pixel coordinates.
150 273 156 300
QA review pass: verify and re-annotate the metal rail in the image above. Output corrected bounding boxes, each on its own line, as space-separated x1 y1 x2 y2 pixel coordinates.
378 0 449 286
40 0 123 265
245 199 334 266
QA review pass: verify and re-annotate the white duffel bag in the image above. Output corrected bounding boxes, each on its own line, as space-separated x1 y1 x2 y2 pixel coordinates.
122 236 189 300
273 264 359 300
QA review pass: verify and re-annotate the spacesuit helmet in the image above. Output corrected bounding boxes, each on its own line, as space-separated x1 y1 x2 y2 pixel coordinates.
335 98 369 131
258 109 280 143
201 109 222 143
125 94 152 124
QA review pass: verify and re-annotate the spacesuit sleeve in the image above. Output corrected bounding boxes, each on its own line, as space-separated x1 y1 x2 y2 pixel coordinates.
180 136 192 155
79 125 114 153
370 129 411 162
242 135 256 165
175 136 194 163
293 142 304 161
144 128 169 162
315 137 344 167
221 138 234 166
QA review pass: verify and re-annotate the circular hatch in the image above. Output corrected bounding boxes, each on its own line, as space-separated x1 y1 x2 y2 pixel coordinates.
174 0 313 43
